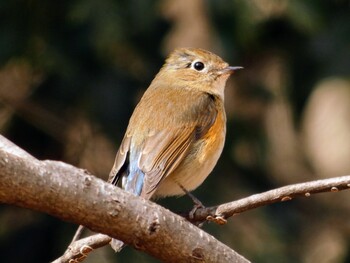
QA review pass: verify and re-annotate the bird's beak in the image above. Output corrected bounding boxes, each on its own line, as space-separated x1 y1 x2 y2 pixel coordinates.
221 66 244 75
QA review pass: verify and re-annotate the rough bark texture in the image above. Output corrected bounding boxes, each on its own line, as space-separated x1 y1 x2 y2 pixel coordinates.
0 135 249 263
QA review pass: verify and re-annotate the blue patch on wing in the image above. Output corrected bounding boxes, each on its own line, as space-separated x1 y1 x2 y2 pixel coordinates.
123 152 144 196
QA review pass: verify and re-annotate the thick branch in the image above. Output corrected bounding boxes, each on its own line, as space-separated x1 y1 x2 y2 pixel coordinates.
0 135 249 263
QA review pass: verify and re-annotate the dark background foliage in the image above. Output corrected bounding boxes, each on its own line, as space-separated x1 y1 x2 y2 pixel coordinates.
1 1 350 262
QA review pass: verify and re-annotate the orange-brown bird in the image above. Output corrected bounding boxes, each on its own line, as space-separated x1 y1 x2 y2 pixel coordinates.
108 48 242 199
71 48 242 251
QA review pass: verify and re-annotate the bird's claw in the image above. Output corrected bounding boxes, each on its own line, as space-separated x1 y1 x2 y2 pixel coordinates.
189 202 205 220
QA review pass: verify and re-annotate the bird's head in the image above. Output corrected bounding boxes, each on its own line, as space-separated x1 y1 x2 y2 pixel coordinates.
155 48 242 99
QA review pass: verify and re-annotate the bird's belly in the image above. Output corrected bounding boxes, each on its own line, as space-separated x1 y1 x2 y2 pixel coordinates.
154 113 226 198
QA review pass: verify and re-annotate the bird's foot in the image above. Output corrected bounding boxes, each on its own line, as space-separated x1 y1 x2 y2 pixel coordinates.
177 183 205 220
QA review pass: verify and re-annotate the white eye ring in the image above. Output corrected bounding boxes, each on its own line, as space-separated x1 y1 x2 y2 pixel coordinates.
191 61 205 71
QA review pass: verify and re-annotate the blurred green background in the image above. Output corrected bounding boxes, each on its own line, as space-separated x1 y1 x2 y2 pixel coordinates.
1 0 350 262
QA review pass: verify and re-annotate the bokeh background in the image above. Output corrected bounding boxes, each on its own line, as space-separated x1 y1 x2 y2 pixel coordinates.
1 0 350 262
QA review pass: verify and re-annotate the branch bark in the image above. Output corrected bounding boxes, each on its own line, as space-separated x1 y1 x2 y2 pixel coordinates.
62 174 350 262
0 135 249 263
187 175 350 224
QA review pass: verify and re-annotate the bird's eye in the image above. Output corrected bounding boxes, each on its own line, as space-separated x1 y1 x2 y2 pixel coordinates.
193 61 205 71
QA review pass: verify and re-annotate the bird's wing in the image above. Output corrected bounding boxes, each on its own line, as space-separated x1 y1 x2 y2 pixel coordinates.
108 134 131 186
108 92 219 199
138 127 196 198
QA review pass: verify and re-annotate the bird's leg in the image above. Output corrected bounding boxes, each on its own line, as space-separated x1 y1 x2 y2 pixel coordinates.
177 183 205 219
178 183 228 226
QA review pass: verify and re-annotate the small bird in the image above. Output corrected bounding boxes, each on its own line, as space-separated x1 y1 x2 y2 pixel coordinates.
109 47 242 200
70 48 242 251
107 47 242 251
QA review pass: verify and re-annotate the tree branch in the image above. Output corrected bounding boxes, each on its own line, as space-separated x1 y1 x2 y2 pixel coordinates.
61 174 350 262
187 175 350 224
0 135 249 263
53 234 112 263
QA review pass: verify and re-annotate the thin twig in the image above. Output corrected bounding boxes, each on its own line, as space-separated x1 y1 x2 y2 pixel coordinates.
186 175 350 224
70 225 86 245
52 234 111 263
